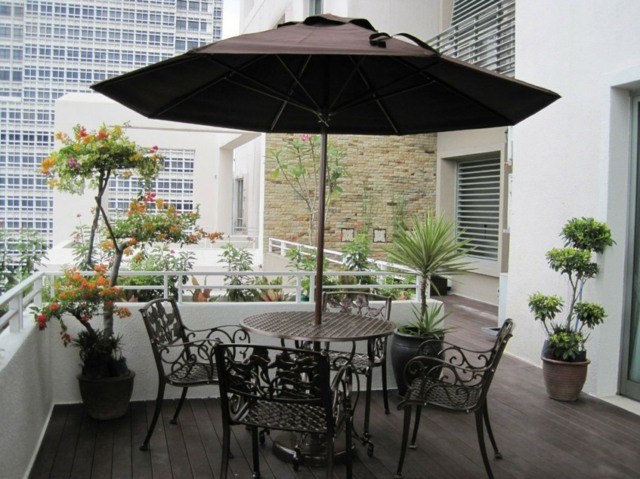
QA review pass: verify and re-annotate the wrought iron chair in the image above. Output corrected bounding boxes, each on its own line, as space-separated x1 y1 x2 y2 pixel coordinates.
322 291 392 452
394 318 514 479
139 298 250 451
215 343 354 479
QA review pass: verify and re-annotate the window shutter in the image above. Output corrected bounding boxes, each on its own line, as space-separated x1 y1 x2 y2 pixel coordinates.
456 156 500 261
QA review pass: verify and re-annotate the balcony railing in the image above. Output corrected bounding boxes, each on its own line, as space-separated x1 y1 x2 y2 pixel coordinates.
428 0 515 76
0 269 419 335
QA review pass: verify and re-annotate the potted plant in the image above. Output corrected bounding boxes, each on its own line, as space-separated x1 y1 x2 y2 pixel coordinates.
36 123 221 418
32 266 134 419
528 217 614 401
386 213 474 395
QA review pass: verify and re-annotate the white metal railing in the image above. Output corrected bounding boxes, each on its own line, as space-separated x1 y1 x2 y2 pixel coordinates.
428 0 515 77
0 272 45 334
1 268 419 335
268 237 418 274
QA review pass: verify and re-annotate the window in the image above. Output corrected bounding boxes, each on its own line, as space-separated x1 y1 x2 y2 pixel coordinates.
456 155 501 261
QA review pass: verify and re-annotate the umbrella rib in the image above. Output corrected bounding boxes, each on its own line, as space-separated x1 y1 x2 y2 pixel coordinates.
347 56 399 134
270 55 325 130
394 56 515 124
204 56 323 125
332 64 436 115
145 55 266 118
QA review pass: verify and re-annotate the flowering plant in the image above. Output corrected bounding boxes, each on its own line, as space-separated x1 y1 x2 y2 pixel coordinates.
41 124 162 194
38 123 223 381
32 266 132 378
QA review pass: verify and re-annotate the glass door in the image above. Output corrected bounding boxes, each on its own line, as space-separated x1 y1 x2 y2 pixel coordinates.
622 95 640 400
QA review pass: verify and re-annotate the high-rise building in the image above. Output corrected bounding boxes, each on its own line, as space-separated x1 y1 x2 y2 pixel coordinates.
0 0 223 250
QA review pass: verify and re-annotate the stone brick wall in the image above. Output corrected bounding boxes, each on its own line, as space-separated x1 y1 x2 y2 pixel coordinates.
264 133 437 259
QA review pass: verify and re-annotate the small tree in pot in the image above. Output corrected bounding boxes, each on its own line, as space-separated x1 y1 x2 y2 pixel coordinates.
528 217 614 401
33 124 221 419
386 213 474 395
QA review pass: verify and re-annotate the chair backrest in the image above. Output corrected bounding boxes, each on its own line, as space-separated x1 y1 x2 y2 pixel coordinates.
322 291 392 321
139 298 250 379
140 298 190 347
215 343 340 434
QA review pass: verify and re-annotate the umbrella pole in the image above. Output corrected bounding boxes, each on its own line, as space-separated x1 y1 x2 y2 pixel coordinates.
314 127 328 325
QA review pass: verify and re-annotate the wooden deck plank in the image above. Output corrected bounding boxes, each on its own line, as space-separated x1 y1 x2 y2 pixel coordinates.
28 295 640 478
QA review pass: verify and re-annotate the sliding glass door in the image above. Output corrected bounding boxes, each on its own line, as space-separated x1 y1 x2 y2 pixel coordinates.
622 95 640 400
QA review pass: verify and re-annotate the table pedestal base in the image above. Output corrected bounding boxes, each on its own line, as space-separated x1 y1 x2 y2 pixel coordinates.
272 432 352 467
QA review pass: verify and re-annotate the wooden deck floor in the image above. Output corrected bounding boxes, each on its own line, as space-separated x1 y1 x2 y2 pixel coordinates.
29 296 640 478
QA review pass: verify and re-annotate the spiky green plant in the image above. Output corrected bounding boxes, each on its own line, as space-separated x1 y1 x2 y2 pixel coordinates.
387 213 474 326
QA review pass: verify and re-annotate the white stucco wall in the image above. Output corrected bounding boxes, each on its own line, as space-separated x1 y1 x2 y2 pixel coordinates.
52 93 262 245
506 0 640 397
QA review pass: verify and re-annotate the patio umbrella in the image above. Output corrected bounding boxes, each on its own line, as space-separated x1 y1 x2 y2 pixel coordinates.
92 14 559 324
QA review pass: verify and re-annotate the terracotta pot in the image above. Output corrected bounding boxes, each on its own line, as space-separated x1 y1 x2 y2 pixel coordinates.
77 370 135 420
541 357 590 402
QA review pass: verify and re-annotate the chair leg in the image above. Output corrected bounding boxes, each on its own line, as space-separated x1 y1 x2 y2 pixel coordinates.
363 369 373 439
475 410 495 479
483 403 502 459
171 387 189 424
410 405 422 449
394 407 412 479
381 361 390 414
251 426 261 479
326 433 335 479
140 381 165 451
220 418 231 479
345 406 354 479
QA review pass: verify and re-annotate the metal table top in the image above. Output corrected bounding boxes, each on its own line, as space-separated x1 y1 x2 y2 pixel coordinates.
241 311 395 343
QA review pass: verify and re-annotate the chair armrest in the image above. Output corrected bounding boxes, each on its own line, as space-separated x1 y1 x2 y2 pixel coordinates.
417 340 495 369
156 338 218 373
402 354 491 393
418 338 493 355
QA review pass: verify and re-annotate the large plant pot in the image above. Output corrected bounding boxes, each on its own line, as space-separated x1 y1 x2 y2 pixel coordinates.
541 357 590 402
391 330 442 397
77 370 135 420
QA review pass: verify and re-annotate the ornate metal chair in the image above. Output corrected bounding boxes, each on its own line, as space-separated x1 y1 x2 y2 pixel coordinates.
322 291 392 452
394 319 514 479
139 298 250 451
215 343 354 479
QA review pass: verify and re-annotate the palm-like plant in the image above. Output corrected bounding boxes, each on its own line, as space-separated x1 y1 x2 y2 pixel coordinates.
387 213 474 324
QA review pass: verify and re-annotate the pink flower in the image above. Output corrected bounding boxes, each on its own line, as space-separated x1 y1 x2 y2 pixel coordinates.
300 134 311 142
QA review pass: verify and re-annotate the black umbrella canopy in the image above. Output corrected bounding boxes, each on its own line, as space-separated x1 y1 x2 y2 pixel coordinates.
92 14 559 324
92 14 559 135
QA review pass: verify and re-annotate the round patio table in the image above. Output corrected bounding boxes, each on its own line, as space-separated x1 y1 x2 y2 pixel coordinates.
241 310 395 467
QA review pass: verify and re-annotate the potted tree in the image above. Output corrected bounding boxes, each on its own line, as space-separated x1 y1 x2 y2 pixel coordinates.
386 213 474 395
528 217 614 401
34 124 221 419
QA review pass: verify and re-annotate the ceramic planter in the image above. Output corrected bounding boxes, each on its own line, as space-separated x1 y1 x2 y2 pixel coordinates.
391 329 442 396
541 357 590 402
77 370 135 420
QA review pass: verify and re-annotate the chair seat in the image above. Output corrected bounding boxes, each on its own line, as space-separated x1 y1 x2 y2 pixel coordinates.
242 400 329 434
327 350 378 374
405 376 482 412
166 362 218 386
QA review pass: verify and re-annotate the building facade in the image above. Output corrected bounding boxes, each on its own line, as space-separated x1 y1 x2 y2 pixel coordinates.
235 0 640 408
0 0 223 251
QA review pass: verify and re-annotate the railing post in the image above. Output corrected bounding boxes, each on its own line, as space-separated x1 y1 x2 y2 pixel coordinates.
308 274 315 304
9 295 23 333
295 274 302 303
